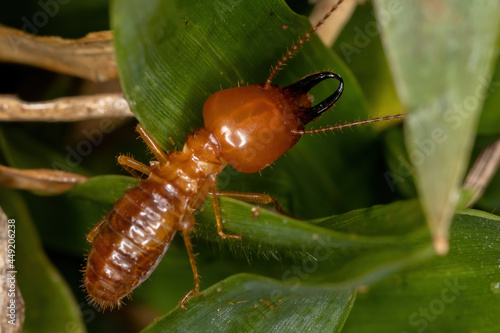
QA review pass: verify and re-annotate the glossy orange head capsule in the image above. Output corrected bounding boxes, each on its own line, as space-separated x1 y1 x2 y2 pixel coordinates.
203 72 343 173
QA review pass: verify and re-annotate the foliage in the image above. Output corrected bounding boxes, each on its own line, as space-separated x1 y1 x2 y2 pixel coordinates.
0 0 499 332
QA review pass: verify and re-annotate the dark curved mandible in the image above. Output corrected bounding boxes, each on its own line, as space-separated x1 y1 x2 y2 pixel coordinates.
284 71 344 124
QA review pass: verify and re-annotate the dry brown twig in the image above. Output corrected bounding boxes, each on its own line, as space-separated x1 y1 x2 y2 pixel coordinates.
0 26 130 191
0 3 351 123
0 165 88 194
0 93 133 122
0 25 116 82
0 142 94 196
0 25 132 122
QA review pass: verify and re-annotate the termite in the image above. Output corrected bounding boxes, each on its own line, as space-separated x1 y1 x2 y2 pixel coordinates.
84 0 404 310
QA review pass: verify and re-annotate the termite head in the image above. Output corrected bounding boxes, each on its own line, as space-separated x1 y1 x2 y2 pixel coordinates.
203 71 343 173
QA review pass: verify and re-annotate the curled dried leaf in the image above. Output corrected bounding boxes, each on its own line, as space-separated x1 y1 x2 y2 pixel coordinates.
0 165 87 194
0 93 133 122
0 25 117 82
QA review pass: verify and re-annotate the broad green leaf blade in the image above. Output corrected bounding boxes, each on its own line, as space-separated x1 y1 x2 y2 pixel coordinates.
0 189 86 333
111 0 393 218
142 274 355 333
64 174 435 282
112 0 310 146
373 0 500 254
59 174 436 316
342 209 500 333
196 198 434 288
67 175 138 205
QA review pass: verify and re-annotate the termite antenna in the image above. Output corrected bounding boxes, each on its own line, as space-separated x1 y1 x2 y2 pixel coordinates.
265 0 345 89
291 114 406 136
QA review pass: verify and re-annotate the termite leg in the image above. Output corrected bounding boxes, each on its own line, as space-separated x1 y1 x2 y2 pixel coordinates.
136 124 168 164
180 226 200 309
210 184 243 240
86 217 107 244
117 155 151 178
214 191 285 215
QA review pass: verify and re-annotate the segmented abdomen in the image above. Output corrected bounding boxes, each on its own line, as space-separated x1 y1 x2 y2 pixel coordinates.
84 176 188 309
84 128 222 309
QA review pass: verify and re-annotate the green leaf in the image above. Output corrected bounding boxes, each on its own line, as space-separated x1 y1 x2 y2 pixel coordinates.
58 174 436 317
142 274 355 333
63 175 435 287
67 175 138 205
112 0 316 146
373 0 500 253
1 0 498 331
343 209 500 333
0 189 86 333
196 198 435 287
111 0 395 218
